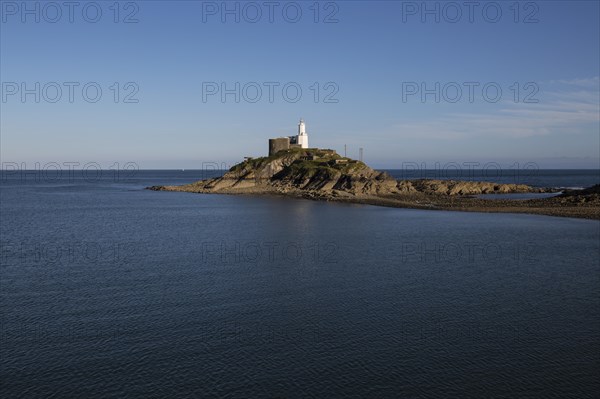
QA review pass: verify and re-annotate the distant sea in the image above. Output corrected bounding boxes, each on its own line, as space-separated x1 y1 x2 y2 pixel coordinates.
1 170 599 397
76 168 599 190
383 168 600 189
2 168 597 189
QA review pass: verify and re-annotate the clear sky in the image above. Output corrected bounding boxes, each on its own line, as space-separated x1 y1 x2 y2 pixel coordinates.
1 0 599 169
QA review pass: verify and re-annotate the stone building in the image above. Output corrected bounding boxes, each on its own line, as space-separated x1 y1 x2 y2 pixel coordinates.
268 119 309 156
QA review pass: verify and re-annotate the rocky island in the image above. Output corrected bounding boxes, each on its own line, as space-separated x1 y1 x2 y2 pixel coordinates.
149 148 600 220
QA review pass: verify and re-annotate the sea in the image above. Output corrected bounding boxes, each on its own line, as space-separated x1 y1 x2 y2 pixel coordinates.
1 169 599 398
383 168 600 189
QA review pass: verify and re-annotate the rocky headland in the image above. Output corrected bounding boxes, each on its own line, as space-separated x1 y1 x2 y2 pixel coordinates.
148 148 600 220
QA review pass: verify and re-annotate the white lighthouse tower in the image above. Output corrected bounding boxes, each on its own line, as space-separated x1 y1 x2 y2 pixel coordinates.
297 118 308 148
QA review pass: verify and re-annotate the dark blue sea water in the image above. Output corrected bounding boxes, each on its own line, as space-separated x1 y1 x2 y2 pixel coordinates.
1 170 599 398
383 168 600 189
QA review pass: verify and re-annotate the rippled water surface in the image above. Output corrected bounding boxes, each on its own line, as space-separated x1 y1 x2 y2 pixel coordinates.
1 172 599 397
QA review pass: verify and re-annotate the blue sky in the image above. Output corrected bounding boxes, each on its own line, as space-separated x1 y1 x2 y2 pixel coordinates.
1 0 599 169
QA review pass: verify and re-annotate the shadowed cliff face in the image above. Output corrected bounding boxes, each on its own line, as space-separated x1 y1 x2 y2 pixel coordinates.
151 148 545 197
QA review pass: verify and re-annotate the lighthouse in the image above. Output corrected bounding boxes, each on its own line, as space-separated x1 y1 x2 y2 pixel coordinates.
267 118 310 155
297 118 309 148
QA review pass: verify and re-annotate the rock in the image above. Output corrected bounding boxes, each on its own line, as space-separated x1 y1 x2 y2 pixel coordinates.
144 149 600 220
146 149 551 199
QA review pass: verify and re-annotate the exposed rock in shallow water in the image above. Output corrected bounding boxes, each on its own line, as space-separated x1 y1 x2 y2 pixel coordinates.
147 149 599 220
152 148 543 197
404 179 546 196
